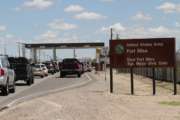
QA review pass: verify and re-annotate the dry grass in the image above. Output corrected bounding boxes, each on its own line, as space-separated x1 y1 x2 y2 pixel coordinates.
159 101 180 106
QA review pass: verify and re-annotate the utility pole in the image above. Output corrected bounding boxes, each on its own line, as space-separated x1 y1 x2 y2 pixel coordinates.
110 28 113 93
73 49 76 58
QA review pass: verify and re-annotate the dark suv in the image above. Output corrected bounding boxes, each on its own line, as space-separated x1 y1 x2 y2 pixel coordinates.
8 57 34 85
60 58 83 78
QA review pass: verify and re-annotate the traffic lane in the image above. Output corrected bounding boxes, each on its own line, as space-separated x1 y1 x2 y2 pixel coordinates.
0 73 57 106
13 74 87 98
0 73 89 108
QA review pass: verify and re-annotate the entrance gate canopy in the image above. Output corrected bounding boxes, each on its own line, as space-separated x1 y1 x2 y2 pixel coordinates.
25 42 104 49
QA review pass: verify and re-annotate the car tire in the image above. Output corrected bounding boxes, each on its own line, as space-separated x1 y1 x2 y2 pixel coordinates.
41 75 44 78
31 77 34 84
60 72 65 78
78 73 81 78
9 81 16 93
60 74 64 78
26 78 32 86
2 82 9 96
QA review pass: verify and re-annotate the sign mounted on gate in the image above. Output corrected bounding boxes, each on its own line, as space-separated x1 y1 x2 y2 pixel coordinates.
110 38 175 68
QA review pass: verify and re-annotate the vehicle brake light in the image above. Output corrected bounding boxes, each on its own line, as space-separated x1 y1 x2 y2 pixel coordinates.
75 63 80 69
0 68 5 76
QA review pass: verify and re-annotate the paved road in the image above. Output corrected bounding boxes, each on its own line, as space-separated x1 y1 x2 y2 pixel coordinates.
0 72 91 109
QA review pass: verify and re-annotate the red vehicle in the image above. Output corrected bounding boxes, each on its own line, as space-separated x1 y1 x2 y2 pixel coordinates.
60 58 83 78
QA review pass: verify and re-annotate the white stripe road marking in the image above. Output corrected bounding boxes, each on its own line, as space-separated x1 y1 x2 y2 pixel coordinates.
4 73 93 109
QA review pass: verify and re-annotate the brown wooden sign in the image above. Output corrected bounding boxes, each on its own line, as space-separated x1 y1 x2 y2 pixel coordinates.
110 38 175 68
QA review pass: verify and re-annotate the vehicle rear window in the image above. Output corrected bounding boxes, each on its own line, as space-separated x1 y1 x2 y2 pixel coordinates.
41 65 46 68
1 57 9 68
63 59 79 63
34 65 41 68
8 57 29 64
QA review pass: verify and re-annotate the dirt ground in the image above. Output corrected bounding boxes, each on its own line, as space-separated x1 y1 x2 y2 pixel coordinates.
0 71 180 120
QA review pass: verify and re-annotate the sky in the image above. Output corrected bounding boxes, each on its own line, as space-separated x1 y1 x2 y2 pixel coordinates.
0 0 179 59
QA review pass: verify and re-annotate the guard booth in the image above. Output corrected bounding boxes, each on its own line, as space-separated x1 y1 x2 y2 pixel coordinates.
24 42 105 71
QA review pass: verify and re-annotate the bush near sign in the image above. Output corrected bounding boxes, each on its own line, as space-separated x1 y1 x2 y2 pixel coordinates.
110 38 175 68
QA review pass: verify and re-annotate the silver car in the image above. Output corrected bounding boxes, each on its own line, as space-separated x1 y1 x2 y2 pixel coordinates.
0 55 15 96
33 64 48 78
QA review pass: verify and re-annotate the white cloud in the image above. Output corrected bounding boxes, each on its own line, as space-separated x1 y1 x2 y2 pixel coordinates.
15 7 21 11
132 12 152 21
124 26 178 38
21 0 54 10
176 22 180 27
34 31 81 43
157 2 180 13
0 25 7 32
100 0 113 2
177 4 180 12
5 34 14 39
149 26 169 33
40 31 58 39
74 12 106 20
60 35 80 43
35 30 58 43
64 4 84 13
101 23 126 33
100 24 180 49
48 19 78 30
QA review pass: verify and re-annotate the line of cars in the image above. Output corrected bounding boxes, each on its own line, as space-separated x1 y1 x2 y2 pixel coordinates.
0 55 92 96
32 61 59 78
0 55 60 96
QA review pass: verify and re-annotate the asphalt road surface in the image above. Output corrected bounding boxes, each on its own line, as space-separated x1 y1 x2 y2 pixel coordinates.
0 72 91 109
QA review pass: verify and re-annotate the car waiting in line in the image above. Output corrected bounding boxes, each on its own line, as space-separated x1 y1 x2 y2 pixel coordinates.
32 64 48 78
43 61 56 74
60 58 83 78
0 55 15 96
8 57 34 85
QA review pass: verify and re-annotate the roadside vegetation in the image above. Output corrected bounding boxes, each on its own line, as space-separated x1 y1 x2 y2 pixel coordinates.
159 101 180 106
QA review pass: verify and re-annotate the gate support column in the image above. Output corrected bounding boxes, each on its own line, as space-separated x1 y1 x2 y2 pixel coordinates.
22 44 26 57
31 48 37 63
53 48 57 61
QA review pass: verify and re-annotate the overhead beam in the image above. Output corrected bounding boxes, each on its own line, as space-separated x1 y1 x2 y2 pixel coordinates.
25 42 105 49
